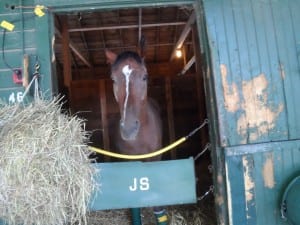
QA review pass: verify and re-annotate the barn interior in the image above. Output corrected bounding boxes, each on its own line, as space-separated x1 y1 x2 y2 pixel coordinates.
53 4 214 222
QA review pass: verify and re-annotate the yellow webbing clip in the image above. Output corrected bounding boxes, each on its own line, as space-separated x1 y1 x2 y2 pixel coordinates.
0 20 15 31
34 5 45 17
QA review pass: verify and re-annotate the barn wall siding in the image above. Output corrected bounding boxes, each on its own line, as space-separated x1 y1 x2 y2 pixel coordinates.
1 1 300 225
202 1 300 225
225 140 300 225
0 2 33 103
0 0 55 103
194 2 230 225
203 0 300 146
35 0 194 12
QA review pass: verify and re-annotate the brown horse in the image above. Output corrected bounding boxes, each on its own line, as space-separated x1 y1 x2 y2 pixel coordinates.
105 50 162 161
105 50 168 225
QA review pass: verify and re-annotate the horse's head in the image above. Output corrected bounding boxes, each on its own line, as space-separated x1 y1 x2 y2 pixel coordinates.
105 50 149 141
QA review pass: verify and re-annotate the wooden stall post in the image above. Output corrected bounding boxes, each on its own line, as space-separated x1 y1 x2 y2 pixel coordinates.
192 24 208 148
61 16 73 111
165 76 176 159
99 80 110 162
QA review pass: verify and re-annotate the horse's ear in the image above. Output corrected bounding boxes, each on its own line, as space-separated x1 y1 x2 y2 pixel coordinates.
105 49 117 65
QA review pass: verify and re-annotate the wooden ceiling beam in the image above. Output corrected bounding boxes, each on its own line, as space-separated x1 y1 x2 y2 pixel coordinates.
179 55 195 75
55 27 93 68
61 16 72 87
73 62 182 80
138 8 142 43
169 11 196 61
68 21 186 32
78 13 93 66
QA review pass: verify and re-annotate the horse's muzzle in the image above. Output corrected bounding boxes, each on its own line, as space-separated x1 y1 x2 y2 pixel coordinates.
120 120 140 140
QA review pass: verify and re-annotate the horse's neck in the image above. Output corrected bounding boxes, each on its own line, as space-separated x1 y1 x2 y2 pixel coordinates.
143 99 161 129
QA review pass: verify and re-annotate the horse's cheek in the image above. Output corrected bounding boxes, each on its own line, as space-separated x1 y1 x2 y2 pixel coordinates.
142 91 147 100
140 84 147 100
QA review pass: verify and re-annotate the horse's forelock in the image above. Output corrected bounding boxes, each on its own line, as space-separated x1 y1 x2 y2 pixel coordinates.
112 51 144 70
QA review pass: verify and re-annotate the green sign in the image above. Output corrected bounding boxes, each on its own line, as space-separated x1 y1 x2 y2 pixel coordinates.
89 158 197 210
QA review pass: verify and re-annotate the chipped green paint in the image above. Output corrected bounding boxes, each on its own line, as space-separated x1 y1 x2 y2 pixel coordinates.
262 153 275 189
225 140 300 225
220 64 284 144
204 0 300 145
203 0 300 225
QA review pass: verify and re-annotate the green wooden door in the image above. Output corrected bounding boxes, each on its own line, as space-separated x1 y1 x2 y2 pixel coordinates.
203 0 300 225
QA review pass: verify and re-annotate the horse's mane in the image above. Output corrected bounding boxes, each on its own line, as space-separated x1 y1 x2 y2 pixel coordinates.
112 51 144 70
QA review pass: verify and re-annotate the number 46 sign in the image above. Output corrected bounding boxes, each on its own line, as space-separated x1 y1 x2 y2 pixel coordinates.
8 91 24 103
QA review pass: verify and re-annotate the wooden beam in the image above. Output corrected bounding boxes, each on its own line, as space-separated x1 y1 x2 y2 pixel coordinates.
169 11 196 61
99 80 110 162
165 76 176 159
192 24 209 148
61 16 72 87
68 41 93 68
55 27 92 68
138 8 142 43
68 21 186 32
61 16 75 113
73 62 182 80
180 55 195 75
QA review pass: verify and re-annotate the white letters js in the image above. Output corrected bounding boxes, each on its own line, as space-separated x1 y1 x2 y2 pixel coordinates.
129 177 150 191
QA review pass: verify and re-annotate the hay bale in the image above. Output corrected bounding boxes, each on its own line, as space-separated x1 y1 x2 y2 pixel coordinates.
0 98 98 225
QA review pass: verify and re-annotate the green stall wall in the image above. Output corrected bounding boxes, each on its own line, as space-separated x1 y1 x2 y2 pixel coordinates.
203 0 300 145
225 140 300 225
0 0 55 103
202 0 300 225
1 0 300 225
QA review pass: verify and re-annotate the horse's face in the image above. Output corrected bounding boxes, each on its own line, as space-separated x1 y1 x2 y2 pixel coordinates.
107 51 148 141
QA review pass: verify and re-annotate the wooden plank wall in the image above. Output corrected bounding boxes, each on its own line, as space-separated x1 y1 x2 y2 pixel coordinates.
71 79 115 154
203 0 300 146
225 140 300 225
0 0 36 103
202 0 300 225
0 0 55 103
35 0 194 12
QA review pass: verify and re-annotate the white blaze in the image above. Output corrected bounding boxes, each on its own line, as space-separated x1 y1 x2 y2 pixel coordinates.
122 65 133 124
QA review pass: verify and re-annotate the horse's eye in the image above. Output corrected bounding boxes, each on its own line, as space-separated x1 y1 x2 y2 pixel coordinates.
143 74 148 81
